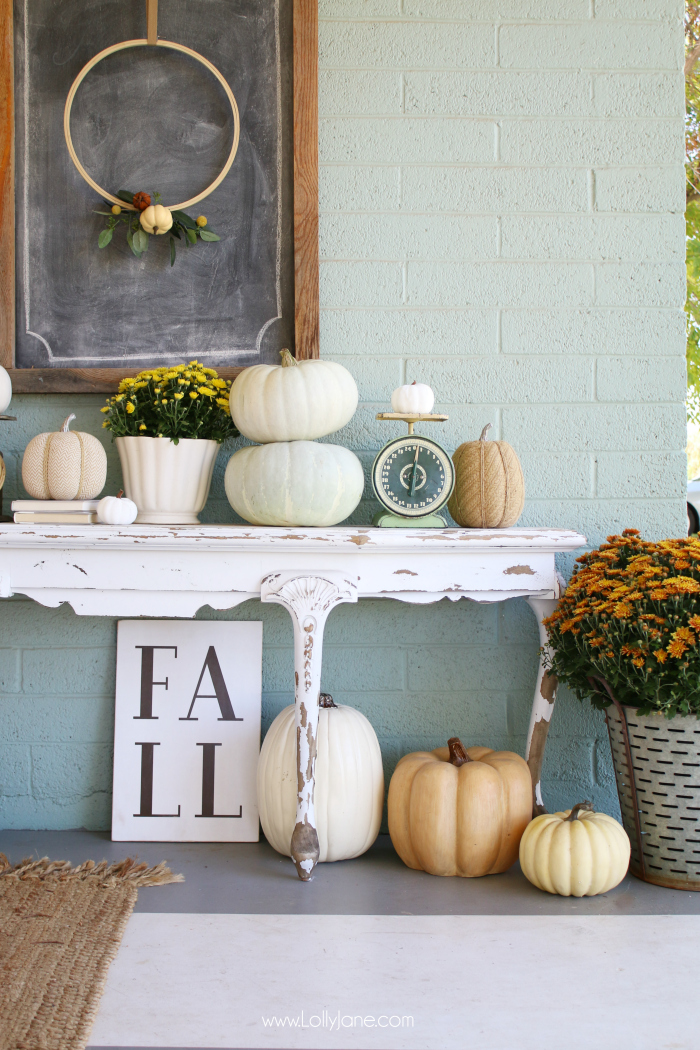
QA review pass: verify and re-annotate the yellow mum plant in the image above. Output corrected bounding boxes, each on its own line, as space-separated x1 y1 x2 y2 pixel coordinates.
101 362 238 445
544 529 700 718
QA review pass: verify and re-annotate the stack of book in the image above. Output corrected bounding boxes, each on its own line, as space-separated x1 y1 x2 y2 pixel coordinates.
12 499 100 524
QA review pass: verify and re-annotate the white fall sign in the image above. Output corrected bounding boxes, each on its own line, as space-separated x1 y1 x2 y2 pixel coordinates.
112 620 262 842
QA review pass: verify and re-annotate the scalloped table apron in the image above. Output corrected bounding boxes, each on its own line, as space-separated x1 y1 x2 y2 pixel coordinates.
0 524 585 880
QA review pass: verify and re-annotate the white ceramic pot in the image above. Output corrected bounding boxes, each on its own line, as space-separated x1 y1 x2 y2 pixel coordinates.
116 436 219 525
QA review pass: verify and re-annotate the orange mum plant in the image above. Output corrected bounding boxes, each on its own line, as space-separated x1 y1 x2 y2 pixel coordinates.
543 529 700 718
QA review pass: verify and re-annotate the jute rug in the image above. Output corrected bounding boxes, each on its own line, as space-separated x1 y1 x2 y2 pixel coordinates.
0 853 183 1050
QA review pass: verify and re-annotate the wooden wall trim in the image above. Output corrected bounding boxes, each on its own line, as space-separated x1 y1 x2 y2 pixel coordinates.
1 0 320 393
292 0 319 361
0 0 14 373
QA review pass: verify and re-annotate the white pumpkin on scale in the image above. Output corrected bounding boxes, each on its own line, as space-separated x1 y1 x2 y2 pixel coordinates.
390 380 435 415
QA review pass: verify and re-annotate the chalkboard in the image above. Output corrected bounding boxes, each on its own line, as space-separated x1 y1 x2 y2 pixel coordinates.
13 0 295 373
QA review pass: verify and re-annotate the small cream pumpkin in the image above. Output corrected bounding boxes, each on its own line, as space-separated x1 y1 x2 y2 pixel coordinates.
224 440 364 527
22 415 107 501
229 349 358 443
140 204 173 235
0 364 12 414
97 492 138 525
519 802 631 897
388 737 532 877
258 694 384 863
391 380 435 415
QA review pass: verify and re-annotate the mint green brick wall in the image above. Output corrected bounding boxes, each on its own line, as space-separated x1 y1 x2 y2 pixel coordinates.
0 0 687 830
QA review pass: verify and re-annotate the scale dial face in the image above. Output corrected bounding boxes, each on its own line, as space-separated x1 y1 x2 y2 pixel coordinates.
372 435 455 518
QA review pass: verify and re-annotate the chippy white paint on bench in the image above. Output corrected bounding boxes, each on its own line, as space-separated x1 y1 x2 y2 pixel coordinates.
0 524 584 878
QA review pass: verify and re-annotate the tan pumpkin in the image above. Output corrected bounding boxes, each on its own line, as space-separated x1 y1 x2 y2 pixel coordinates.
519 802 631 897
388 737 532 877
22 414 107 501
448 423 524 528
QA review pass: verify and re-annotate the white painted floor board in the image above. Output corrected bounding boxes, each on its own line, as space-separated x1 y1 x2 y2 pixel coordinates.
89 913 700 1050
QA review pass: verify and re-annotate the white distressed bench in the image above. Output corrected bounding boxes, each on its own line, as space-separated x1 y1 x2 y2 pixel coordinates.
0 524 585 879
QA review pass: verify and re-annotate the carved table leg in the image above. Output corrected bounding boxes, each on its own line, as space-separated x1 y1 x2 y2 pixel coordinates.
261 571 358 880
525 596 560 817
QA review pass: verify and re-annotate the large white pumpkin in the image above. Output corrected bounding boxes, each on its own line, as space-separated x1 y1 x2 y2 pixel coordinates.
258 695 384 863
0 365 12 414
229 350 358 443
22 414 107 501
224 440 364 527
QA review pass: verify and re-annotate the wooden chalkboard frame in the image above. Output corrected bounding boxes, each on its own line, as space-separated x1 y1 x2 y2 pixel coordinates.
0 0 318 393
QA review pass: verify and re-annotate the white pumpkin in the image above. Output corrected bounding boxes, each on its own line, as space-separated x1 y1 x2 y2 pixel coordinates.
224 440 364 527
140 204 173 235
258 695 384 863
519 802 631 897
391 381 435 415
229 350 358 443
22 414 107 501
97 493 138 525
0 365 12 414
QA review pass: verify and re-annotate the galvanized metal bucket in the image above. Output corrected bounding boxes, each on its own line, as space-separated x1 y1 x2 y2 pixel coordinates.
603 694 700 890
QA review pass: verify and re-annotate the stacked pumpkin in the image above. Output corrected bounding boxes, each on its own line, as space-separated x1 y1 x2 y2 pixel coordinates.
225 351 364 527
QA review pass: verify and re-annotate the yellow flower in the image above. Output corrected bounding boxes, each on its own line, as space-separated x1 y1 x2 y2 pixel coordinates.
211 378 227 388
102 420 109 428
178 378 189 385
198 386 215 397
195 372 207 383
139 423 147 430
161 398 168 404
654 649 668 663
202 366 216 375
100 406 110 413
174 392 184 400
115 394 125 402
165 371 178 379
190 391 198 399
216 397 229 409
196 215 207 227
126 402 135 414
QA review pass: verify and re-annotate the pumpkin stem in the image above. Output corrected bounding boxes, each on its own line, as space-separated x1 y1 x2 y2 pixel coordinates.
117 489 124 499
319 693 337 708
564 801 594 822
448 736 472 766
411 380 417 385
279 349 297 368
62 414 76 433
479 423 492 442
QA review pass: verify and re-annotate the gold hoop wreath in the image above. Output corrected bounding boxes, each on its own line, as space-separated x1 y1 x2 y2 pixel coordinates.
63 11 240 212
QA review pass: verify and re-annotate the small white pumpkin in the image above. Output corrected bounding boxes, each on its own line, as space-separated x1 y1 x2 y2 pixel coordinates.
0 365 12 414
519 802 631 897
140 204 173 235
22 414 107 501
258 695 384 863
224 440 364 527
229 349 358 443
96 492 138 525
391 380 435 415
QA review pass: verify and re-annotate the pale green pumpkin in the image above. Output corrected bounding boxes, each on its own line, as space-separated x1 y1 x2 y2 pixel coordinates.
224 440 364 526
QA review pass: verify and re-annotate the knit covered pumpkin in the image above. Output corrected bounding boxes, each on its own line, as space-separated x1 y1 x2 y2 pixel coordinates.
22 414 107 501
448 424 524 528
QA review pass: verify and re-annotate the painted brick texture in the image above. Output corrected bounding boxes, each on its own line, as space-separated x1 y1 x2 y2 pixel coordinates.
0 1 687 830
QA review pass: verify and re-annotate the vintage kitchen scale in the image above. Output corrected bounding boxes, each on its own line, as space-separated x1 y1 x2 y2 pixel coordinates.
371 412 455 527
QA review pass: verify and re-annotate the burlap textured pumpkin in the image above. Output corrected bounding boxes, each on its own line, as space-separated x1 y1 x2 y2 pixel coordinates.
448 424 524 528
22 414 107 500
